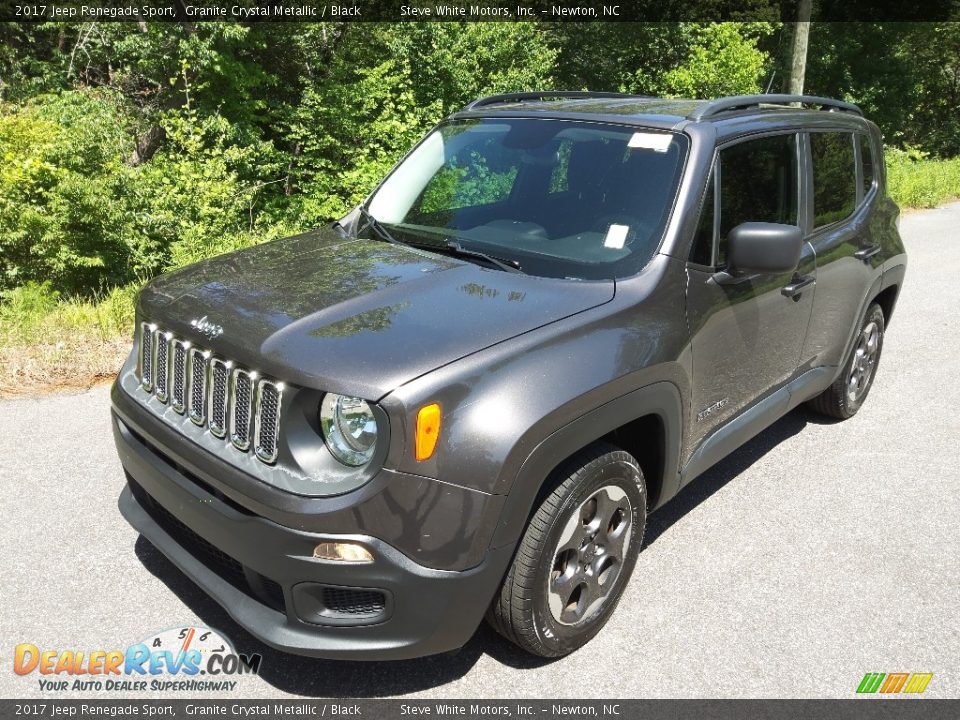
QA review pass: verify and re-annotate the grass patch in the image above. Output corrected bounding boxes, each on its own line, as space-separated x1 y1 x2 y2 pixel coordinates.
0 282 136 397
886 148 960 209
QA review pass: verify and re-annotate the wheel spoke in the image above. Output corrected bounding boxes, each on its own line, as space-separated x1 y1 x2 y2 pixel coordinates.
592 490 617 532
592 553 621 587
554 510 588 555
558 582 589 624
600 501 632 559
577 573 610 621
550 563 579 595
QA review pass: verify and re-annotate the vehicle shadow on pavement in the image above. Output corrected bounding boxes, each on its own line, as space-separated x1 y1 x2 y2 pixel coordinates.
133 408 811 696
642 408 810 549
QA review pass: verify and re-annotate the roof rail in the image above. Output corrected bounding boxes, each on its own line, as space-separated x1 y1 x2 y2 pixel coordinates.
688 94 862 121
462 91 639 112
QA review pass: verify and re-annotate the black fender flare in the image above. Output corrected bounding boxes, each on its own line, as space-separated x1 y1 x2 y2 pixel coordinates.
489 381 683 551
830 273 884 386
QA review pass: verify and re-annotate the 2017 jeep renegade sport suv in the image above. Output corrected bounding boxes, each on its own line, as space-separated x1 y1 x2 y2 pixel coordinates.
113 92 906 659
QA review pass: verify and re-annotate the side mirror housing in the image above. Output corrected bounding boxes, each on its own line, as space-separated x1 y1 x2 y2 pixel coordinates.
726 222 802 276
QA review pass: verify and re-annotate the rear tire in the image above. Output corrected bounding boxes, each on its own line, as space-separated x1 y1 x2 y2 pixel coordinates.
808 302 885 420
486 443 646 658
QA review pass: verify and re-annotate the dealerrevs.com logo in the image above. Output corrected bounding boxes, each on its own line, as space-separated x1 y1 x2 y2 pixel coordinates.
14 626 262 692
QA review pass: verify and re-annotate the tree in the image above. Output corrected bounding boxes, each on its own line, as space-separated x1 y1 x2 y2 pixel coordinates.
785 1 813 95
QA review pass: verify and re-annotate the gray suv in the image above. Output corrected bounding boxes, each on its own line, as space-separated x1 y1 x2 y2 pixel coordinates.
113 92 906 659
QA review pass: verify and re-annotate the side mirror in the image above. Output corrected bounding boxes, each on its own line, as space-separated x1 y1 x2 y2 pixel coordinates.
726 222 802 276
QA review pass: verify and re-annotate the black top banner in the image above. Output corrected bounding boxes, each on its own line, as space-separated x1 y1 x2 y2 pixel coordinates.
1 0 957 23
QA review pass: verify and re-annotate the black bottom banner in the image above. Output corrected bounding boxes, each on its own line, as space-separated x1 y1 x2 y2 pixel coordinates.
2 699 958 720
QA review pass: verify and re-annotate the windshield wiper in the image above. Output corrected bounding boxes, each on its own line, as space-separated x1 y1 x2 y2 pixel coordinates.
356 205 404 246
441 240 525 275
356 211 524 274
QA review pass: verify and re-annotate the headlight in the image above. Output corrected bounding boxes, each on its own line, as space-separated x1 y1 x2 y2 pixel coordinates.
319 394 378 466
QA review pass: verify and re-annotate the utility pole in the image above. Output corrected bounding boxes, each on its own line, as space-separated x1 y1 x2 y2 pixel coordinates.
786 0 813 96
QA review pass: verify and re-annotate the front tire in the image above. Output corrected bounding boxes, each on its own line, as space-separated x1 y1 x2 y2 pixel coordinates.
487 443 646 658
808 302 885 420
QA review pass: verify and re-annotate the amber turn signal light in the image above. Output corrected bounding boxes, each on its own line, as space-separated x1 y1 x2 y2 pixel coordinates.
415 403 442 461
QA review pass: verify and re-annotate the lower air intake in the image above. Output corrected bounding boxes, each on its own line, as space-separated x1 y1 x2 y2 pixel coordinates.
321 587 387 617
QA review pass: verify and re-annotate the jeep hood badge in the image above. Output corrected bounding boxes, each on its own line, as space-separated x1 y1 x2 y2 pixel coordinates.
190 315 224 340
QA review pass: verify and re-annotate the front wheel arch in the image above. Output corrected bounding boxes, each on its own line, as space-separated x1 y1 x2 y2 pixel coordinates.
489 381 682 553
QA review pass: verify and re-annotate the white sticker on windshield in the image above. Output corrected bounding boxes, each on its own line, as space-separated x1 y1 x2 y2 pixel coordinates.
604 224 629 249
628 132 672 152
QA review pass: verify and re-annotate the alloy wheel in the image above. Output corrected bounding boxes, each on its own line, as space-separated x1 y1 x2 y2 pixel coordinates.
847 320 881 403
547 485 633 626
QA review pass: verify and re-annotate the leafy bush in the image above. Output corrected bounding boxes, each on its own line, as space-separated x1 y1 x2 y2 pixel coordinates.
886 147 960 209
0 90 132 293
657 23 774 98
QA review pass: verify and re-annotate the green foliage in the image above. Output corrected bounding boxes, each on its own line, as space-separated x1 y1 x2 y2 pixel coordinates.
0 90 133 293
805 23 960 158
0 280 136 345
886 147 960 209
1 20 958 382
657 23 773 97
549 22 773 97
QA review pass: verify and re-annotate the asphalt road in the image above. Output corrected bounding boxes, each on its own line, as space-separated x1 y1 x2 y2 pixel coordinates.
1 204 958 700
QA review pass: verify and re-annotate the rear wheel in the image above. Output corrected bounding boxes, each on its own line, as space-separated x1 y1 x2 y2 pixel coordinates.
487 443 646 658
808 302 885 420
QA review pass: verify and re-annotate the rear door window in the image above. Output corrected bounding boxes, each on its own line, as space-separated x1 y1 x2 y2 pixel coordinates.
810 132 857 228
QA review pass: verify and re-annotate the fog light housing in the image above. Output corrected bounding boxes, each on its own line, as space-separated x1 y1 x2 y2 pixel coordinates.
313 542 374 564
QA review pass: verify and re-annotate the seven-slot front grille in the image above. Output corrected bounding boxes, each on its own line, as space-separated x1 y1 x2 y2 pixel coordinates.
137 323 283 465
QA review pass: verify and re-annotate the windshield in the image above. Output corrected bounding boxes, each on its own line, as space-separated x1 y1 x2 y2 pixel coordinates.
366 118 688 280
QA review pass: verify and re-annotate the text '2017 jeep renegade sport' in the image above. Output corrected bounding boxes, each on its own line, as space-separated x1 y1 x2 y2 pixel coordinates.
113 92 906 659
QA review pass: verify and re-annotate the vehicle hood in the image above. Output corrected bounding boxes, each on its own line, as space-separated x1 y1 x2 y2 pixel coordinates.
139 227 615 399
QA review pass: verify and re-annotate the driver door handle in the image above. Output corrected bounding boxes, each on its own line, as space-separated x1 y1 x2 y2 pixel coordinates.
781 275 816 298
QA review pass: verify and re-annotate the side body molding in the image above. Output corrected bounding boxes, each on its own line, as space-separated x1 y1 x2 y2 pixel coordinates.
490 381 683 550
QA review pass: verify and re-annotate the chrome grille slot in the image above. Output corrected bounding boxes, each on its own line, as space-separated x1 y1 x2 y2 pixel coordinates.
154 331 170 402
139 323 154 391
208 358 230 438
136 322 285 467
254 380 282 464
230 369 254 451
188 348 209 426
171 340 188 413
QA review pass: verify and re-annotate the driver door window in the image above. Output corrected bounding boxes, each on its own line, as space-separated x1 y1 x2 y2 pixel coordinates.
717 134 799 267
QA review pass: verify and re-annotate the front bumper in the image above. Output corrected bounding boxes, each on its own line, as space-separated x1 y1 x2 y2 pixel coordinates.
113 407 514 660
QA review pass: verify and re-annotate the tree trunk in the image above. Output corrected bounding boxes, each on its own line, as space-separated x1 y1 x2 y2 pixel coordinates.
128 125 166 166
786 0 813 96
